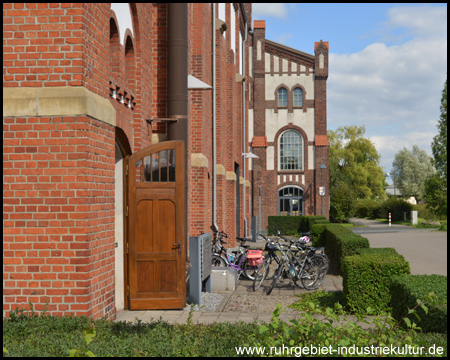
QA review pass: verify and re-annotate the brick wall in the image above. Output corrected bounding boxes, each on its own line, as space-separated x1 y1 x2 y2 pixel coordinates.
3 2 254 318
3 115 115 319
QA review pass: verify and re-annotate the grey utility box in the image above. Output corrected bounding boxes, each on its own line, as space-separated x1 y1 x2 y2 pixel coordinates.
211 266 238 292
189 233 212 305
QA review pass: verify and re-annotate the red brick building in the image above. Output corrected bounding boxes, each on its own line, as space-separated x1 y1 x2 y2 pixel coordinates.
249 20 329 231
3 4 328 319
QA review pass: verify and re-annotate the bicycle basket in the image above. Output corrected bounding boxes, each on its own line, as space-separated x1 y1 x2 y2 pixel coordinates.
247 250 263 266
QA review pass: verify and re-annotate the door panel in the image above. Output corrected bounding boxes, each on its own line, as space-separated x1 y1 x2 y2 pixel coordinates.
126 141 185 310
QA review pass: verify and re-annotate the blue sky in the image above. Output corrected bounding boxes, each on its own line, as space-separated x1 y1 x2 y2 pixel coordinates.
253 3 447 180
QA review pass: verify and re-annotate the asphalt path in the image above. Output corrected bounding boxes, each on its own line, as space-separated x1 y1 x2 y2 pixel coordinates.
349 218 447 276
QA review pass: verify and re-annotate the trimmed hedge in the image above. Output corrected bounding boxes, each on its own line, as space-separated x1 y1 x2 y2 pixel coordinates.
356 247 400 256
267 215 328 235
325 225 370 272
342 252 411 314
310 223 328 248
390 274 447 333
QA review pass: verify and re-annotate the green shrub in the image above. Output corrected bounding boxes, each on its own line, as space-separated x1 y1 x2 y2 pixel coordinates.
390 274 447 333
354 198 384 219
268 215 328 235
379 197 413 222
325 225 370 273
247 302 447 357
342 253 411 314
356 247 400 256
413 204 436 221
310 223 328 248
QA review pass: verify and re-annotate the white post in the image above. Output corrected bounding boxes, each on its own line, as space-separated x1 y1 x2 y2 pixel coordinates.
389 213 391 227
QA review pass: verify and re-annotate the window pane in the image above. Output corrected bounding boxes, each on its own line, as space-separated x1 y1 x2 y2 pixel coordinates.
278 88 287 107
293 88 303 107
280 130 302 170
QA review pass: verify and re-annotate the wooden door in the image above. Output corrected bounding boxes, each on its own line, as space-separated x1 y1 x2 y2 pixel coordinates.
126 141 186 310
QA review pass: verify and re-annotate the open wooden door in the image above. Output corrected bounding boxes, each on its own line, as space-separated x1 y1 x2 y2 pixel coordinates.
125 141 186 310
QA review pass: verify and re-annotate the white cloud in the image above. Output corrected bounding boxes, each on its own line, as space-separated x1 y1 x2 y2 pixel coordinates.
328 5 447 171
252 3 288 19
386 5 447 39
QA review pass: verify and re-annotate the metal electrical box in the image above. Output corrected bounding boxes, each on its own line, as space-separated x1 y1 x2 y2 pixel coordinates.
189 233 212 305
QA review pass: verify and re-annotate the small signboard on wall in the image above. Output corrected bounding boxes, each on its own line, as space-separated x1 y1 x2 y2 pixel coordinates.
319 186 326 196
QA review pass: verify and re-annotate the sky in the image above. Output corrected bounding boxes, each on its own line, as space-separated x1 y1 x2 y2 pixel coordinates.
252 3 447 182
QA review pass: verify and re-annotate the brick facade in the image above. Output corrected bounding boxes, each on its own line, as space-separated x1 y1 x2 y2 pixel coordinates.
249 20 330 230
3 4 327 319
3 3 253 319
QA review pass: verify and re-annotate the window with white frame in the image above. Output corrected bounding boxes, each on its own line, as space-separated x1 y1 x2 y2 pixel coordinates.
279 130 303 170
278 88 287 107
293 87 303 107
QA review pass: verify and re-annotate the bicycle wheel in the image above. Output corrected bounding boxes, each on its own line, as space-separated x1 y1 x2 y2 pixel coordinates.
266 262 284 295
263 252 280 281
241 257 259 281
252 257 270 291
301 255 329 290
212 254 228 267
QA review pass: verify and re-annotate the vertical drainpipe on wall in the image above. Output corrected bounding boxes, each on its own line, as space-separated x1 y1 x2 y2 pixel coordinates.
167 3 189 252
212 3 219 233
167 3 188 139
242 9 248 238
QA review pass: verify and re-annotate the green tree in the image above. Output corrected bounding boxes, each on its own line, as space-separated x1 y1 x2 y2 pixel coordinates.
328 125 386 221
431 76 447 182
423 174 447 219
391 145 435 202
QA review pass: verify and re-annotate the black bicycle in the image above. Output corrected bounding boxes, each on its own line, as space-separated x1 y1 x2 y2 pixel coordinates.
256 228 329 294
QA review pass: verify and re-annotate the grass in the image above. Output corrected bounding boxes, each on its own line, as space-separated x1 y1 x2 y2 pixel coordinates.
3 299 447 357
3 309 261 357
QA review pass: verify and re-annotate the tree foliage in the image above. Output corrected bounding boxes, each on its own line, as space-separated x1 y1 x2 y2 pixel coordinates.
391 145 435 202
423 174 447 219
431 76 447 182
328 125 386 221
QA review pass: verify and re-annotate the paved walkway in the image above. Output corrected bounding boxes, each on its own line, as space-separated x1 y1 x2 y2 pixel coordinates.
115 275 343 325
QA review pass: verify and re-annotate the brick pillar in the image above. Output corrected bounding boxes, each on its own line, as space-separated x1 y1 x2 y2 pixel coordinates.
3 87 117 320
314 41 330 219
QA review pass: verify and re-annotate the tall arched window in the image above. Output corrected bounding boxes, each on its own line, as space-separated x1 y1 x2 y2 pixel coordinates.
280 130 303 170
293 87 303 107
278 87 287 107
278 186 304 216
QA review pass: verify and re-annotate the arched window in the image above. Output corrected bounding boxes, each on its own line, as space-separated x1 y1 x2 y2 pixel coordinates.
293 87 303 107
278 186 304 216
279 130 303 170
278 88 287 107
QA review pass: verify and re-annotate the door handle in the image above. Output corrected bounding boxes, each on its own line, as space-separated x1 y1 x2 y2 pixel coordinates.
172 242 181 254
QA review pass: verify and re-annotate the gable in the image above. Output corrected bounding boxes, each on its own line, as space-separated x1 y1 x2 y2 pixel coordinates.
264 39 315 69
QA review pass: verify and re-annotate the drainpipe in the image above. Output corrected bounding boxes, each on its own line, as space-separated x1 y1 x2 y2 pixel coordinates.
167 3 188 140
242 12 248 238
212 3 218 232
167 4 188 255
